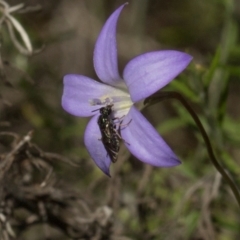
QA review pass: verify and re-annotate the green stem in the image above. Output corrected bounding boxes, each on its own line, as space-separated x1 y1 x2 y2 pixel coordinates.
144 91 240 208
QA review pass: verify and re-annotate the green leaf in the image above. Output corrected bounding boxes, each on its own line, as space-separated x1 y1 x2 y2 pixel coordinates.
157 117 187 135
170 80 199 102
203 47 221 86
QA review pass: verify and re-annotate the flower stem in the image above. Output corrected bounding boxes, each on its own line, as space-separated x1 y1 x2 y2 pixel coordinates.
144 91 240 208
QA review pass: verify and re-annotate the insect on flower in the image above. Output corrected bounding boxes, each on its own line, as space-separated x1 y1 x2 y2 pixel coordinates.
62 3 193 175
92 104 128 163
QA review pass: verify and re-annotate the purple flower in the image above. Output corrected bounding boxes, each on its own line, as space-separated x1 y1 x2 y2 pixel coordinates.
62 3 192 176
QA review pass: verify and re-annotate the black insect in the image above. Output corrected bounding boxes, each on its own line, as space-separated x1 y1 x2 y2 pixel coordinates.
102 128 120 163
92 104 121 163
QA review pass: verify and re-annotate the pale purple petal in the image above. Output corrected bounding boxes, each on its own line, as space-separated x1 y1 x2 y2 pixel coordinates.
84 114 111 176
123 51 192 102
62 74 127 117
121 106 181 167
93 3 127 85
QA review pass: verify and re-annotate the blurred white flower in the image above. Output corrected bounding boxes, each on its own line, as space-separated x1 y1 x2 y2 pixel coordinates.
0 1 33 55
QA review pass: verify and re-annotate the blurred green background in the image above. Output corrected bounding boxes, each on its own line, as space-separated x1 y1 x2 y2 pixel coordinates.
1 0 240 239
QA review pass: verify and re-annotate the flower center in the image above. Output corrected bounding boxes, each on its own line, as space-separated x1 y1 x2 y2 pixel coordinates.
89 94 133 118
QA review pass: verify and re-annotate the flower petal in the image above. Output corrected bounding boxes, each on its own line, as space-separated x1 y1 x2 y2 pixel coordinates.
93 3 127 85
123 51 192 102
121 106 181 167
62 74 128 117
84 115 111 176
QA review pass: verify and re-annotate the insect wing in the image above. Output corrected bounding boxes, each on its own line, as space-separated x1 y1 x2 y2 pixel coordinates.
96 104 122 163
102 137 119 163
